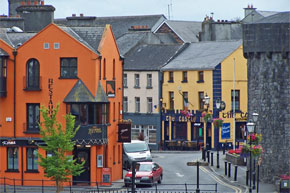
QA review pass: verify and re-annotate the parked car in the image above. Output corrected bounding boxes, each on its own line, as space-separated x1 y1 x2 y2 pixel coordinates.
124 162 163 187
123 140 152 170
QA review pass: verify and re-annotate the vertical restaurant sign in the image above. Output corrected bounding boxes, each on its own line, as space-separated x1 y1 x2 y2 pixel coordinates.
48 78 53 115
221 123 231 139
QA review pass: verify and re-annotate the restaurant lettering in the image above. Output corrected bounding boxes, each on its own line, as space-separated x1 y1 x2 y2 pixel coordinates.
88 127 102 135
2 140 16 145
166 115 196 122
48 78 53 115
222 111 248 119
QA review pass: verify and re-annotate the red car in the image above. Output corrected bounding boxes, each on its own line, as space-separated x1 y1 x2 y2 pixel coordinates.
124 162 163 187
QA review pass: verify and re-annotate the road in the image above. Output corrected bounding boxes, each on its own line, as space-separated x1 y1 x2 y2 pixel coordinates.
141 151 244 193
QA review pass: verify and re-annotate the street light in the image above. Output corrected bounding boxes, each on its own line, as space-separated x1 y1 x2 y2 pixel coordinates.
203 94 210 110
247 121 254 193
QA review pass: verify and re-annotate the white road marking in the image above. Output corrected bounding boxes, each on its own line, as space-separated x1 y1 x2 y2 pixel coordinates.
176 173 184 177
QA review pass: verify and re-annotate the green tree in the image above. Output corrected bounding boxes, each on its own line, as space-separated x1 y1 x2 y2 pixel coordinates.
38 104 84 193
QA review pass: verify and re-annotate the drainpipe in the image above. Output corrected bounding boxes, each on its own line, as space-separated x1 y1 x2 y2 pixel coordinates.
13 49 17 138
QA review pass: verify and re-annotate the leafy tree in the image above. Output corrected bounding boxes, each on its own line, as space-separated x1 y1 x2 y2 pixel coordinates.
38 104 84 193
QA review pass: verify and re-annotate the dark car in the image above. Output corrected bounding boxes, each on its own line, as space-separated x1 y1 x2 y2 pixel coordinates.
124 162 163 187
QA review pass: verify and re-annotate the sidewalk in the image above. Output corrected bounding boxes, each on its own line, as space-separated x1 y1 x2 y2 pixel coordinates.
206 150 278 193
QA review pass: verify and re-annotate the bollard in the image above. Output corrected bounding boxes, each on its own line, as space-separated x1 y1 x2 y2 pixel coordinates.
225 161 227 176
202 147 206 161
228 162 231 178
223 144 226 155
246 170 249 186
253 170 256 190
211 152 214 166
217 151 220 168
234 165 238 181
207 151 210 163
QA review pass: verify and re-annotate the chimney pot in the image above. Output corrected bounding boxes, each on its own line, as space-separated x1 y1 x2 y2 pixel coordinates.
80 13 84 17
34 1 38 5
27 1 31 5
72 14 76 17
21 1 25 5
41 0 44 5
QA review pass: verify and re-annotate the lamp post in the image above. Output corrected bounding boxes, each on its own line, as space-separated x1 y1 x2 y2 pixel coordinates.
203 94 210 150
246 121 255 193
251 112 259 191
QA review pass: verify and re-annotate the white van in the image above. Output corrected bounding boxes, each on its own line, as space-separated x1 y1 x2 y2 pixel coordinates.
123 140 152 169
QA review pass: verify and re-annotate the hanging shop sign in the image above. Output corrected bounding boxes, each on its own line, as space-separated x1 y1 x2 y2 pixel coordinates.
118 120 131 143
221 123 231 139
106 81 115 97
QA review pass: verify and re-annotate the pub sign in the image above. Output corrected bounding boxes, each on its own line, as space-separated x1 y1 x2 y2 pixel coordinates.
118 122 131 143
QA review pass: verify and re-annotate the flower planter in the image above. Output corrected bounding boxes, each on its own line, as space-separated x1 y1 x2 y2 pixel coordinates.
226 153 246 166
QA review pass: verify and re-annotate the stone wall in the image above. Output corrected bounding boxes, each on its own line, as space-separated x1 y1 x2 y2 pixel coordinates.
244 20 290 183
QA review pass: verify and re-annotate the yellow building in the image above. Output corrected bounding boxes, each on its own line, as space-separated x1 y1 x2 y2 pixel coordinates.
160 40 247 150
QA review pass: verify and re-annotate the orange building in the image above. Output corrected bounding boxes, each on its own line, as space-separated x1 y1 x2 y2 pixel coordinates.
0 23 123 186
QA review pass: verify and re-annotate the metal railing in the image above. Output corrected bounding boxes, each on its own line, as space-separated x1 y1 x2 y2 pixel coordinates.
0 177 218 193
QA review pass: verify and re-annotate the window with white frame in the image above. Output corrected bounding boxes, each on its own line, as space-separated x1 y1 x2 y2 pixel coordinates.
54 43 60 49
43 43 49 49
123 97 128 113
134 74 140 88
123 73 127 87
147 97 152 113
135 97 140 113
131 125 156 144
147 74 152 88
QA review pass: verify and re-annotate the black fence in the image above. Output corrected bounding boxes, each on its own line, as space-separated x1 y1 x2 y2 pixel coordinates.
0 177 218 193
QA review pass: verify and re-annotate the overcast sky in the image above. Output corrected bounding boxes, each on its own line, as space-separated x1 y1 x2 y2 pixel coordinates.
0 0 289 21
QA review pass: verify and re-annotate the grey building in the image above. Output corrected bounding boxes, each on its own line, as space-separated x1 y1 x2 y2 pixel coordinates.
243 11 290 183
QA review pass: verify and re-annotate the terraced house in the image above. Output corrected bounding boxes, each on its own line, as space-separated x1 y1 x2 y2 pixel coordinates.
0 1 123 186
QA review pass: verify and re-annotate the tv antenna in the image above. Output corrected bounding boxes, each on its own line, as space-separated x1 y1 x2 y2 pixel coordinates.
168 0 173 20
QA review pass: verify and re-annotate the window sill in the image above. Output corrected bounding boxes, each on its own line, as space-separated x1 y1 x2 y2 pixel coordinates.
24 88 41 91
123 86 128 88
59 77 78 79
134 86 140 89
5 169 19 173
197 80 204 83
181 80 188 83
24 130 40 134
146 86 153 89
25 170 39 173
168 80 174 83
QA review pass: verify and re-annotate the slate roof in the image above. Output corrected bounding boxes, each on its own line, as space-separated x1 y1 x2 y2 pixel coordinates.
117 31 178 56
161 40 242 71
0 48 9 56
55 14 166 39
255 11 290 23
64 79 108 103
156 20 202 43
256 11 279 18
58 25 105 53
124 44 184 71
0 28 36 48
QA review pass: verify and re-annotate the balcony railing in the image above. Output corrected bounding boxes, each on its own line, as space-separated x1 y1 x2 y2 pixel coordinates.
73 124 108 145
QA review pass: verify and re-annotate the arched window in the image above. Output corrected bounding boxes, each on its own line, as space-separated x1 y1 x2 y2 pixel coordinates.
26 59 40 89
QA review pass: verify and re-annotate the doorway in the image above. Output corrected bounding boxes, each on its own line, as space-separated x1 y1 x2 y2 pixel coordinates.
73 147 90 185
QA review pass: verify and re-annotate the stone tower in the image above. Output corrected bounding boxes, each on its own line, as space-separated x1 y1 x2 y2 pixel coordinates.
243 12 290 183
8 0 41 17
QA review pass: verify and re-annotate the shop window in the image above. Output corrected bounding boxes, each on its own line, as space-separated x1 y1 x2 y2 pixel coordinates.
173 122 187 140
182 71 188 82
134 74 140 88
198 92 204 110
123 74 127 88
148 125 157 144
135 97 140 113
147 97 152 113
27 103 40 132
236 123 246 141
168 71 174 82
231 90 240 111
7 147 19 171
60 57 77 79
147 74 152 88
26 59 40 90
169 91 174 109
26 147 38 171
197 71 204 83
